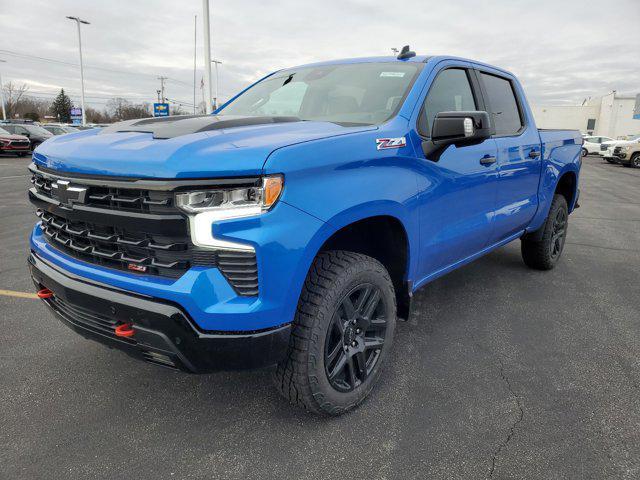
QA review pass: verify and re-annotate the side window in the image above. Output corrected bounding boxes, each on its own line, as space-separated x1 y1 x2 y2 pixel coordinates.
480 72 524 136
420 68 476 136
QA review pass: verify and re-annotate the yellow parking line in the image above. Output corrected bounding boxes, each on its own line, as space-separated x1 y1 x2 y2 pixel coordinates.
0 289 39 299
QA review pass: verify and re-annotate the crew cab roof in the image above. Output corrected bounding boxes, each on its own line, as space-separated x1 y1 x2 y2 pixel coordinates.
284 55 515 78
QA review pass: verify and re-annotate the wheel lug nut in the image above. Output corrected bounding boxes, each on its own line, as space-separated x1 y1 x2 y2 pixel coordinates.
355 328 361 334
351 341 357 347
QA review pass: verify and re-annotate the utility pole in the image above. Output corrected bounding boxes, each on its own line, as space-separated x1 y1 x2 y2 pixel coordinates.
202 0 213 114
0 59 6 121
66 16 90 125
193 14 197 114
157 76 168 103
211 59 222 110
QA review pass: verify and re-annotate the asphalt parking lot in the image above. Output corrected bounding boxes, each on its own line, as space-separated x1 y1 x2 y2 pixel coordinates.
1 154 638 480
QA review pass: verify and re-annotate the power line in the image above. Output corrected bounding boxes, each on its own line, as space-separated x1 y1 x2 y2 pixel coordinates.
0 49 193 87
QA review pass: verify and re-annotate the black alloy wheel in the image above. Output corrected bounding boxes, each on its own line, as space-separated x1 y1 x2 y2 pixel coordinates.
549 207 567 261
324 283 388 392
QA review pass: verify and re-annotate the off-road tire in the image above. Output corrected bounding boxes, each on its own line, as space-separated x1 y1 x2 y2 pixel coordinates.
521 194 569 270
274 250 396 416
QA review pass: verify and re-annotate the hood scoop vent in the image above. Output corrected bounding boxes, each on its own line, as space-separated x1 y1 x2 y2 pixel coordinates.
99 115 302 139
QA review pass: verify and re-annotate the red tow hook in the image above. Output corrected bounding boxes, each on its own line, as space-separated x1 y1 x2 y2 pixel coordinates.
114 323 136 338
37 288 54 299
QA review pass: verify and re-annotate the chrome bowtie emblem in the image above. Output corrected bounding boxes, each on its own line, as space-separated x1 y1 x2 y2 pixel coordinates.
51 180 87 207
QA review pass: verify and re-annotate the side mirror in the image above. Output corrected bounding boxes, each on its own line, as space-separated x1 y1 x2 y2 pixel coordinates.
422 111 493 161
23 132 31 138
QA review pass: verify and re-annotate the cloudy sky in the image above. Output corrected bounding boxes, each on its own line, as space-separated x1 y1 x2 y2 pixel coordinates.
0 0 638 112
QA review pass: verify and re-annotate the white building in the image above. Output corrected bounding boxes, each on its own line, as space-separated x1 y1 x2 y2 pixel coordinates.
532 92 640 139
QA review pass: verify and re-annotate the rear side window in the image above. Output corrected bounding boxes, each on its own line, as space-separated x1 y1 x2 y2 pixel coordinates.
480 72 523 136
421 68 476 136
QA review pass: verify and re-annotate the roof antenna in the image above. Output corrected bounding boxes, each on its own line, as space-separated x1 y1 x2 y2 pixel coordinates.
397 45 416 60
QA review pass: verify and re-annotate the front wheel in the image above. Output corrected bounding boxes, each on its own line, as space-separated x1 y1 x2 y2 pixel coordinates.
628 153 640 168
605 157 616 164
274 250 396 416
521 194 569 270
581 148 588 157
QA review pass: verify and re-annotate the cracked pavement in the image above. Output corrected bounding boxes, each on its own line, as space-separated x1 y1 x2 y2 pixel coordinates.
1 155 639 479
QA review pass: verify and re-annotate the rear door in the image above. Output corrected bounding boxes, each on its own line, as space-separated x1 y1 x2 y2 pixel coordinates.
477 70 542 243
413 65 499 278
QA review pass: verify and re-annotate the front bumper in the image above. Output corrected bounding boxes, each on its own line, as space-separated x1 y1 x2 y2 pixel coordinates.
29 251 291 372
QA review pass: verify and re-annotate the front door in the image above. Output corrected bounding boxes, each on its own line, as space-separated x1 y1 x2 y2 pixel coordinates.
413 66 499 280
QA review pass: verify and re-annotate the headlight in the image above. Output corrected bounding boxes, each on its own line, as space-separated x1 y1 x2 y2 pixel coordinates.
175 175 283 251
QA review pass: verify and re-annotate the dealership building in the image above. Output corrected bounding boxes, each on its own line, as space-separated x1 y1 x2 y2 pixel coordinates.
532 92 640 138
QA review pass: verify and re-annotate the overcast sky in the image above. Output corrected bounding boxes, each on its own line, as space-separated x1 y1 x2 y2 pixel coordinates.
0 0 638 112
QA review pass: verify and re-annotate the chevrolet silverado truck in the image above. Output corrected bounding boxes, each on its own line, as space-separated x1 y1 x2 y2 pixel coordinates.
28 47 581 415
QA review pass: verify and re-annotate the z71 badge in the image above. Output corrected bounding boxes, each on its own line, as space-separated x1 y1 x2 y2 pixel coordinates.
376 137 406 150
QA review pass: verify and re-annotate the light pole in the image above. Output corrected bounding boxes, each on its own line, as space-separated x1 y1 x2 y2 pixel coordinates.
202 0 213 113
66 16 90 125
211 60 222 110
0 59 6 121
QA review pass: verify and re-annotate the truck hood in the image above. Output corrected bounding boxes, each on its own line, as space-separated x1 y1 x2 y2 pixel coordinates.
33 115 375 179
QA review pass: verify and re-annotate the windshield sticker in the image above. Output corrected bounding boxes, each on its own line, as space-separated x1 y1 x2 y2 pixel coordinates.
380 72 406 78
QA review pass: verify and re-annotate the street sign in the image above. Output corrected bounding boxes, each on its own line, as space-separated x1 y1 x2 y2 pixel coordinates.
70 107 82 117
154 103 169 117
71 118 82 125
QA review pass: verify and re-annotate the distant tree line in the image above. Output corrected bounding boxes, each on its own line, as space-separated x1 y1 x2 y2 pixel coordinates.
1 82 185 123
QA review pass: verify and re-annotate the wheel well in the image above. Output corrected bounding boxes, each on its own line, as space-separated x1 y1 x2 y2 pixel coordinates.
319 216 411 319
555 172 576 209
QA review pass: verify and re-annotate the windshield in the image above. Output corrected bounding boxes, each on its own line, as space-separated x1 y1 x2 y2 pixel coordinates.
628 134 640 141
0 127 9 135
219 62 421 126
26 125 52 136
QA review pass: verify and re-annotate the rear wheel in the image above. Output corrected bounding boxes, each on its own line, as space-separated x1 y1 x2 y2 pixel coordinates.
521 194 569 270
274 250 396 416
629 153 640 168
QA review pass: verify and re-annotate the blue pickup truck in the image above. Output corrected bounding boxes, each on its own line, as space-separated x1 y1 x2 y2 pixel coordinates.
28 47 581 415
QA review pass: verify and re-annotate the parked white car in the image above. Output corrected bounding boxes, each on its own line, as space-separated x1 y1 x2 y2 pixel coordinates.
599 135 640 163
582 135 614 156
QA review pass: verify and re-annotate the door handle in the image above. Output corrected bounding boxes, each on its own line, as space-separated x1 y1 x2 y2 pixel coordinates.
529 150 540 159
480 155 497 165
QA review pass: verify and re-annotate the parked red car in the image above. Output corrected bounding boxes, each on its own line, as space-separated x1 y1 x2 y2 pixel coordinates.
0 126 31 156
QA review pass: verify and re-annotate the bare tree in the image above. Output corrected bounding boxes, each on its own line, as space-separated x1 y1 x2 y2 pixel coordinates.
2 82 29 119
106 98 152 121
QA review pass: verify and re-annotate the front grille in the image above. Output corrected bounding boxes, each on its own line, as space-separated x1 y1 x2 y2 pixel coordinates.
38 209 192 277
30 168 260 295
32 173 176 214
